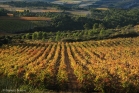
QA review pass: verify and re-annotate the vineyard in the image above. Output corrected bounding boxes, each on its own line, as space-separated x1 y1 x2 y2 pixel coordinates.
1 37 139 93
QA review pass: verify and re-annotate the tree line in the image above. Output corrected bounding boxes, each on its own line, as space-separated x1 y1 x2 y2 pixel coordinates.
11 8 139 36
33 8 139 32
52 8 139 31
90 8 139 28
0 8 7 16
2 1 139 32
0 36 12 46
21 25 138 42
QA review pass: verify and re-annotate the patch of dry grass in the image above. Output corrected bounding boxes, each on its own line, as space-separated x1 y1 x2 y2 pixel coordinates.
96 8 109 10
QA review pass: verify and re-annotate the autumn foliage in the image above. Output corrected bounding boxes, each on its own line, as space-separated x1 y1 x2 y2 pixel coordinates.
1 37 139 92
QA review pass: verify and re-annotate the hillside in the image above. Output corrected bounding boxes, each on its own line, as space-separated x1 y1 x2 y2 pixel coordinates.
1 0 139 93
1 37 139 93
0 0 139 8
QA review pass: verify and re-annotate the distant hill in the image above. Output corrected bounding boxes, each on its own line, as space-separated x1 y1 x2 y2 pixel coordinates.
0 0 139 9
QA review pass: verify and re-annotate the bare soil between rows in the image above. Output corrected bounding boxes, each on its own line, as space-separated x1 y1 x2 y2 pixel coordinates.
64 44 79 92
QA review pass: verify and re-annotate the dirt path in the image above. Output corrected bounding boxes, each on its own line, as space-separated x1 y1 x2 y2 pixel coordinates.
64 44 79 92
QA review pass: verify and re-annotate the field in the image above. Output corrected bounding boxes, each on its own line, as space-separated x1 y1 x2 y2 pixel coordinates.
96 8 108 11
0 4 61 12
1 37 139 92
0 4 90 16
0 16 51 21
67 10 91 17
0 19 50 33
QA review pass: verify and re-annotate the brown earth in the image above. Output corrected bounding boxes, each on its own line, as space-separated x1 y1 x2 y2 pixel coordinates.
64 44 79 92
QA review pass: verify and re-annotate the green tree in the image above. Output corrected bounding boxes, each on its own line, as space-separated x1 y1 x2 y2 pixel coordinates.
84 23 90 30
37 32 42 40
42 32 47 40
98 29 106 39
21 35 25 39
48 38 53 42
26 33 31 39
93 23 99 30
88 30 94 36
32 32 37 40
99 23 105 30
0 8 7 16
55 35 60 41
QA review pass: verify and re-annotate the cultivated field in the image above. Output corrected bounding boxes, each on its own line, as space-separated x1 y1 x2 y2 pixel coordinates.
67 10 91 16
0 20 49 33
0 16 51 21
1 37 139 92
0 4 90 16
0 4 61 13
